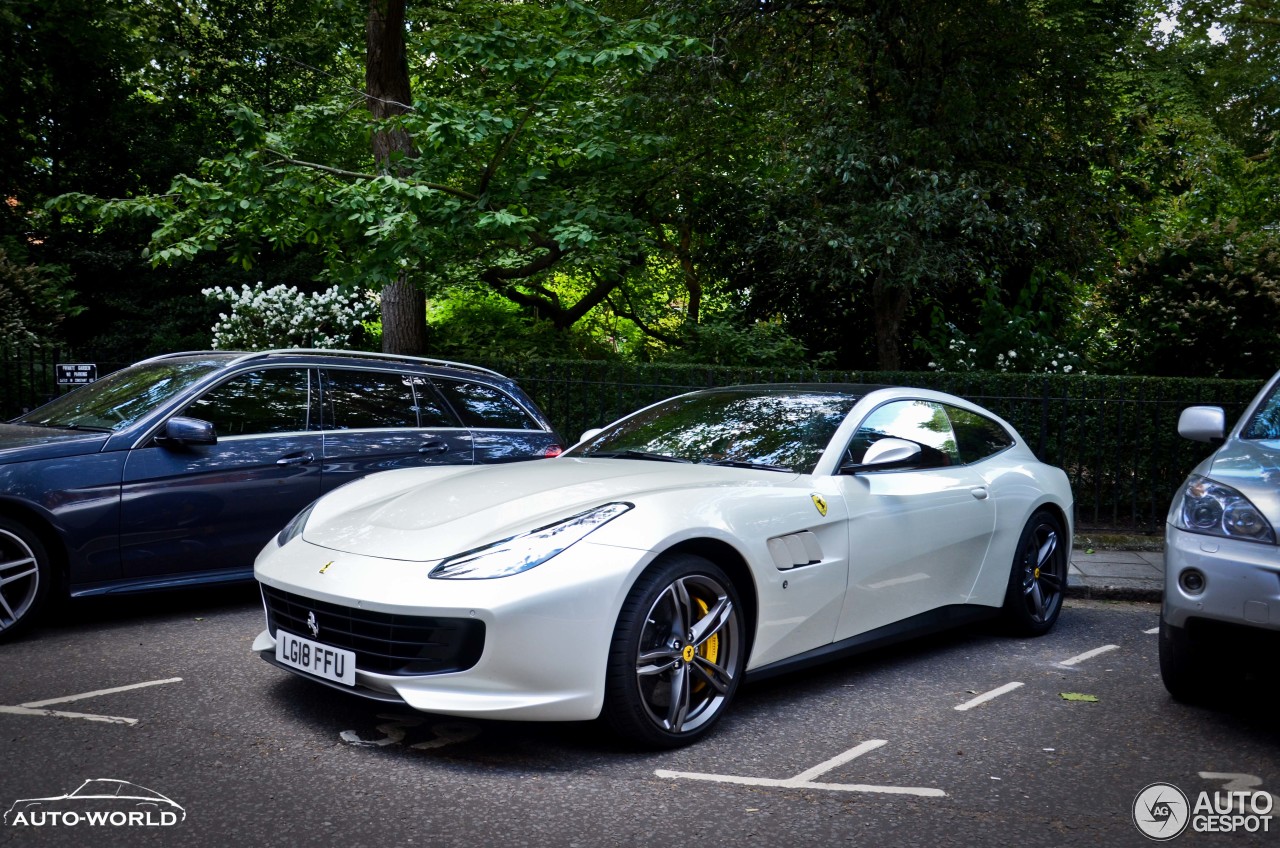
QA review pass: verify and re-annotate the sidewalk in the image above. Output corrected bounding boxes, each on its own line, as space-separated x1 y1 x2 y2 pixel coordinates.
1067 548 1163 602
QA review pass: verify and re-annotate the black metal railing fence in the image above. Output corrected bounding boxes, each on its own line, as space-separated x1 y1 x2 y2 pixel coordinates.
1 345 1264 533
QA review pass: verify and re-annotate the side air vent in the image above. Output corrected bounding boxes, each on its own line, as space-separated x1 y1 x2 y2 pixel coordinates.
767 531 823 570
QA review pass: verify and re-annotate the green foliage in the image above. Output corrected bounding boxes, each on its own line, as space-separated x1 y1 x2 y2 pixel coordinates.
648 319 814 368
1100 221 1280 377
0 247 79 345
53 1 701 336
916 272 1089 374
424 288 611 361
662 0 1138 368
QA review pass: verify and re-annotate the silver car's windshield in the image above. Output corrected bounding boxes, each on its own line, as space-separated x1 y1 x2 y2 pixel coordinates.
14 359 227 432
569 389 862 474
1242 382 1280 440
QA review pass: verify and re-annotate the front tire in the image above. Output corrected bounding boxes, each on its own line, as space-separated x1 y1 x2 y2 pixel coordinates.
1159 619 1211 702
0 517 52 642
603 554 746 748
1002 510 1067 636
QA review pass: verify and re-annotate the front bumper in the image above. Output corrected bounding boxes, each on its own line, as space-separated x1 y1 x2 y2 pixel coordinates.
1162 524 1280 632
252 537 651 721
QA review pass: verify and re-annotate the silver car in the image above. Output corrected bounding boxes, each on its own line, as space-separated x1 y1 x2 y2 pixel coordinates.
1161 368 1280 698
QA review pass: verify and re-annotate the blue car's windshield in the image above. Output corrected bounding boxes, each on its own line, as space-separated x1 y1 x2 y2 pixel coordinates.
14 358 228 432
568 388 865 474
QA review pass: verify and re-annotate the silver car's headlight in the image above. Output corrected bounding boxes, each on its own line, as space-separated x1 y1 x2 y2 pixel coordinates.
429 502 633 579
1173 475 1276 543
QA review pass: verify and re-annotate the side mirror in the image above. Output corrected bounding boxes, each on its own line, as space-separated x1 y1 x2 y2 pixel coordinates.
1177 406 1226 445
578 427 604 444
158 416 217 446
841 437 922 473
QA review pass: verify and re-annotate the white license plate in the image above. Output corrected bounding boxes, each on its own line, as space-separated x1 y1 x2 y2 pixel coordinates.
275 629 356 686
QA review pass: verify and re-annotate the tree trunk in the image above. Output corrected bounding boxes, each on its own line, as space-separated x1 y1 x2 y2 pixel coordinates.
872 278 909 370
366 0 427 355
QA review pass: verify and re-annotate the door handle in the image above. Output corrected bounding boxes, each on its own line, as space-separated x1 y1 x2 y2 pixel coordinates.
276 452 315 466
419 439 449 456
970 486 989 500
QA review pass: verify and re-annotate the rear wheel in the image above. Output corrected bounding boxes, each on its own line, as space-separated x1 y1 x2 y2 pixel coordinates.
603 554 745 748
0 517 52 642
1002 510 1067 636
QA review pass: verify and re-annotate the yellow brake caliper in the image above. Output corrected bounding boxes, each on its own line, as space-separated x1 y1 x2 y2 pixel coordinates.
691 597 719 692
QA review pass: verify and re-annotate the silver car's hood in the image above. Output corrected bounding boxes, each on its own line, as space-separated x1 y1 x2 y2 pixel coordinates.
1200 438 1280 526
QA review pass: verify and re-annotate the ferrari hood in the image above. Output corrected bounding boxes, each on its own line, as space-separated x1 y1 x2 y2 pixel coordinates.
300 458 790 561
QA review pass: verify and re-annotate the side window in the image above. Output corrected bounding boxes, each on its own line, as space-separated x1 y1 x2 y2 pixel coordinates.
434 380 539 430
947 405 1015 463
845 400 959 469
322 370 419 430
186 369 315 436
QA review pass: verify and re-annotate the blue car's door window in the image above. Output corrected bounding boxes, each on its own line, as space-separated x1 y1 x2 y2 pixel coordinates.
318 369 472 492
434 380 540 430
432 378 562 463
118 368 323 581
186 368 318 434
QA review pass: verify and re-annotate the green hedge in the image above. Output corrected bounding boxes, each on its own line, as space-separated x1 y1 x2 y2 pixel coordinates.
480 358 1266 533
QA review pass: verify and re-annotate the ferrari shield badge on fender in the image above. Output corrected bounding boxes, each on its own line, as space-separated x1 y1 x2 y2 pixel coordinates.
319 560 333 574
810 494 828 517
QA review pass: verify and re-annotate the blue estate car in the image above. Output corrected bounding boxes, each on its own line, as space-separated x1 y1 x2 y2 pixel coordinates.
0 349 562 640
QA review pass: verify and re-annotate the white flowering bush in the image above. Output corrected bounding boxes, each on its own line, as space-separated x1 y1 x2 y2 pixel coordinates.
203 282 376 350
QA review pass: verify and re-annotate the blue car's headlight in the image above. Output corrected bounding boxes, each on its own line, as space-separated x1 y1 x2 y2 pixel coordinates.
1173 475 1276 543
429 502 633 579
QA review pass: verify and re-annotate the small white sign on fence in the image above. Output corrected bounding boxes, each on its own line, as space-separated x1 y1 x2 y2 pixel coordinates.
55 363 97 385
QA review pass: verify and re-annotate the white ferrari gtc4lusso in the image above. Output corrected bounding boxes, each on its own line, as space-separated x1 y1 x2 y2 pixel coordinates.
253 384 1074 747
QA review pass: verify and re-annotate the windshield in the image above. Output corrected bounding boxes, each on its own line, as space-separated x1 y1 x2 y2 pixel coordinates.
568 388 862 473
14 358 229 432
1242 381 1280 440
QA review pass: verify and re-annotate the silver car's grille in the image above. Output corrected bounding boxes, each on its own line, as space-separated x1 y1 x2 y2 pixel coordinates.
261 585 484 676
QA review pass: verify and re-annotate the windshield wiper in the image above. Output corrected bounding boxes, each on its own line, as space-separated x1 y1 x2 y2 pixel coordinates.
16 421 111 433
589 450 692 463
701 459 795 473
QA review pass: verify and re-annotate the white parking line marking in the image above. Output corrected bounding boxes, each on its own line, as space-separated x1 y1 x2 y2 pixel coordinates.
1059 645 1119 666
19 677 183 708
954 682 1024 711
1 677 183 725
656 739 945 797
0 706 137 725
1144 627 1159 634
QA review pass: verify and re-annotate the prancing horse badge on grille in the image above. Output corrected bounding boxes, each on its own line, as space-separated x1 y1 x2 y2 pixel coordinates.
306 611 320 638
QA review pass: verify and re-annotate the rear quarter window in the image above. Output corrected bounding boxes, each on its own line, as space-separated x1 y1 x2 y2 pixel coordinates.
947 405 1015 463
434 380 540 430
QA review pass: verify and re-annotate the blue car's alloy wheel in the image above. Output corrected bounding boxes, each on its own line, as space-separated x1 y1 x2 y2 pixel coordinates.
0 518 50 642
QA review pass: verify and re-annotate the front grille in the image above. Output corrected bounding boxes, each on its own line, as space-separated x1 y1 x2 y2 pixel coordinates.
261 584 484 676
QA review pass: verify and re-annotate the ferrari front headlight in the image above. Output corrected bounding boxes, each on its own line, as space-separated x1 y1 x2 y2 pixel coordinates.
1173 475 1276 543
429 502 633 579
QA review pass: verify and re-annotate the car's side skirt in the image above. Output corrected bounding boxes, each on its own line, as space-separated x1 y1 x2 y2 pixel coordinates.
744 604 999 682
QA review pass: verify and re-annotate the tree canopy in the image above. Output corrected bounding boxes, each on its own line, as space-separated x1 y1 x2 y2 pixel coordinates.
9 0 1279 376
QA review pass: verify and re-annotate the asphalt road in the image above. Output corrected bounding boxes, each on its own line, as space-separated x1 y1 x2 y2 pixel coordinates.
2 590 1276 847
